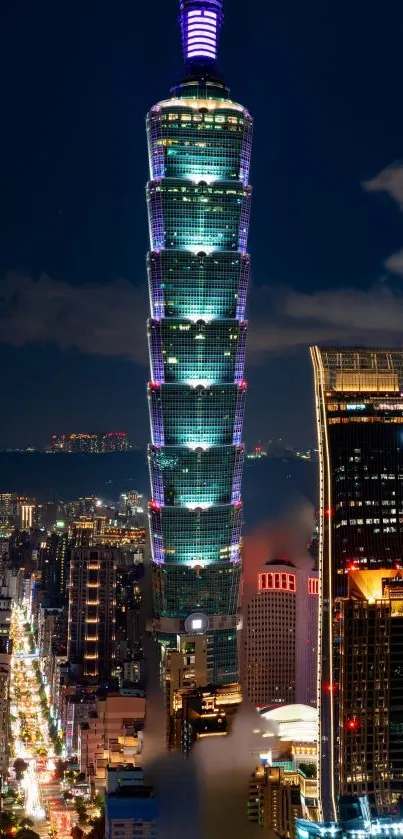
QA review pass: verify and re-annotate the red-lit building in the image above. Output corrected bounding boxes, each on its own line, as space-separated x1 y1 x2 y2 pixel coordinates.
244 559 318 708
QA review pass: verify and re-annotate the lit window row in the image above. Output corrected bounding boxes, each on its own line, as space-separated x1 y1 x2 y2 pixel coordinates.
258 572 296 592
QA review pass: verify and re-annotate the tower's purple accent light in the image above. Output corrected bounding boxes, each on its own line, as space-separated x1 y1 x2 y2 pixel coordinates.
180 0 224 64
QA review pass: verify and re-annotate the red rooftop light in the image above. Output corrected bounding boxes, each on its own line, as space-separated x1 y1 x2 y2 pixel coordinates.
346 561 359 573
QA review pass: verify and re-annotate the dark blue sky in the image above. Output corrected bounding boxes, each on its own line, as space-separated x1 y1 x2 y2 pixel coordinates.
1 0 403 449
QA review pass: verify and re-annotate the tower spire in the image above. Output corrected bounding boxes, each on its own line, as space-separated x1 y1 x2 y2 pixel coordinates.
179 0 224 68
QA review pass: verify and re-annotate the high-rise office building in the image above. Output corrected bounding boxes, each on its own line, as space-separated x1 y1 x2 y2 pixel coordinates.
38 531 69 599
67 547 117 681
146 0 252 684
0 493 13 525
311 347 403 818
244 559 318 707
114 562 144 680
340 570 403 813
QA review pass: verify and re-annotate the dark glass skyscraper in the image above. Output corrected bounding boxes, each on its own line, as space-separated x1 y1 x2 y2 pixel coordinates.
311 347 403 819
146 0 252 684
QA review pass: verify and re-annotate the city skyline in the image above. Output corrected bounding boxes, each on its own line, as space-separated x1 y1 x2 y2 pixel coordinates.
3 1 403 833
2 1 403 449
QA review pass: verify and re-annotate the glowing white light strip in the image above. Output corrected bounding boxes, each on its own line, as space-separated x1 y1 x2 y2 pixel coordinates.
187 173 216 185
188 35 216 44
185 559 211 567
188 49 215 57
188 8 217 17
158 97 247 114
186 10 217 60
186 245 215 255
186 379 214 388
187 443 210 451
188 22 216 31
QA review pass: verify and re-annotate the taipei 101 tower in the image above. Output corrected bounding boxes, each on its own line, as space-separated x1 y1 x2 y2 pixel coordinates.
146 0 252 685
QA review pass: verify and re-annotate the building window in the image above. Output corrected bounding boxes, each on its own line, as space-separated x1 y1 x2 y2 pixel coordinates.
258 572 296 592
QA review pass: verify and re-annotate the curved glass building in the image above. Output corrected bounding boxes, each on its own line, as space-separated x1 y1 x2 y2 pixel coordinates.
311 347 403 819
146 0 252 684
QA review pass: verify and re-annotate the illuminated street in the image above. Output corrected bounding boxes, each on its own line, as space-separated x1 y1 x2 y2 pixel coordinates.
9 605 74 839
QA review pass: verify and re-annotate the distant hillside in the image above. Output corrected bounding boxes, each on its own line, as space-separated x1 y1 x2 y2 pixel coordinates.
0 451 318 532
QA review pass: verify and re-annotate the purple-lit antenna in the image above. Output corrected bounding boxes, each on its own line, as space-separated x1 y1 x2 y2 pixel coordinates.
179 0 224 64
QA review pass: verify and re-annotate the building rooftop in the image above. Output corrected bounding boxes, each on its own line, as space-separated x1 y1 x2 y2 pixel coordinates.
261 704 317 722
105 792 157 822
260 704 317 744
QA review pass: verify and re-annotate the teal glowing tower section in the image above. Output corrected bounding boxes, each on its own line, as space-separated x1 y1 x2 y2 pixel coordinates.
146 0 252 684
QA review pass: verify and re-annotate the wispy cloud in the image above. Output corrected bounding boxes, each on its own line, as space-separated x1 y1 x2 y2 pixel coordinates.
362 161 403 210
248 283 403 359
2 272 403 364
2 161 403 364
246 160 403 357
385 249 403 276
0 272 148 363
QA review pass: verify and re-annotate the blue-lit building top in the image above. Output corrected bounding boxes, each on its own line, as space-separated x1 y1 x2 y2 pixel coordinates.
146 0 252 683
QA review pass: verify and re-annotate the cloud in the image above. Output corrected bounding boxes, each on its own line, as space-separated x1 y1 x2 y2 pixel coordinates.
385 248 403 276
362 161 403 210
0 272 148 363
3 158 403 365
2 271 403 364
362 161 403 280
244 157 403 354
247 283 403 360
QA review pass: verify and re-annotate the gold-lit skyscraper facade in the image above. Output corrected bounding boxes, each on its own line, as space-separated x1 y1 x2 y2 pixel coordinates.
311 347 403 819
67 547 117 681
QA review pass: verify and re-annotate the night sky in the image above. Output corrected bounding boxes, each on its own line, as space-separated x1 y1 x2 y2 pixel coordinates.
2 0 403 450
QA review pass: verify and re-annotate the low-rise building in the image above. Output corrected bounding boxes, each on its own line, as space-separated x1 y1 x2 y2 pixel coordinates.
105 765 157 839
249 764 319 837
78 691 146 789
169 682 242 753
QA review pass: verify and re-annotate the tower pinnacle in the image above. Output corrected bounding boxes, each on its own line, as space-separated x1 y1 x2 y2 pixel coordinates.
179 0 224 67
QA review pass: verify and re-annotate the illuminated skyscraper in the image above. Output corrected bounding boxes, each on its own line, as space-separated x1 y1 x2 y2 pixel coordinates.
311 347 403 819
67 547 117 681
245 559 318 707
340 570 403 814
146 0 252 683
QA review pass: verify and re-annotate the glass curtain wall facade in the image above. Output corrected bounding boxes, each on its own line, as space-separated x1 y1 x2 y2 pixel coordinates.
311 347 403 819
146 0 252 684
